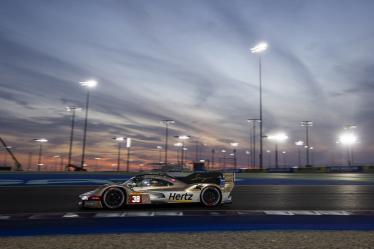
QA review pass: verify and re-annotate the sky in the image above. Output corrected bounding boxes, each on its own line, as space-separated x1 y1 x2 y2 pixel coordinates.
1 0 374 170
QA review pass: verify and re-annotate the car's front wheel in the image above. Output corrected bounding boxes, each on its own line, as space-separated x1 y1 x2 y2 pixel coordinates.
102 188 126 209
200 187 221 207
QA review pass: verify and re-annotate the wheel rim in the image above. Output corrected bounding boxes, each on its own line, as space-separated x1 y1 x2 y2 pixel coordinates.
202 188 220 206
103 188 124 209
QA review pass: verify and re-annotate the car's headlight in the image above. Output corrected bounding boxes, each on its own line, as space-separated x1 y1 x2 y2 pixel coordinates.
81 195 89 201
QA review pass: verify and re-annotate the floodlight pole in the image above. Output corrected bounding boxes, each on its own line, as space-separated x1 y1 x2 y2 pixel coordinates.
258 56 264 170
126 147 130 171
37 143 43 171
233 148 237 170
67 107 79 167
117 142 122 171
301 121 313 167
81 89 91 169
248 119 260 168
274 143 279 168
251 42 268 170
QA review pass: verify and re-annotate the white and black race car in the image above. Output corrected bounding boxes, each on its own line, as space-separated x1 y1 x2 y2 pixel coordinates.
78 172 235 209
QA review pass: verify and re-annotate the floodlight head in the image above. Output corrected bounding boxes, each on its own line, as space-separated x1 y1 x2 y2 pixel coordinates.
250 42 268 53
295 140 304 146
161 120 175 124
230 142 239 147
34 138 48 143
301 121 313 127
156 146 163 149
338 133 357 146
113 137 125 142
79 80 97 88
66 106 82 112
221 149 226 153
267 133 288 143
174 142 183 147
247 119 261 123
176 135 190 140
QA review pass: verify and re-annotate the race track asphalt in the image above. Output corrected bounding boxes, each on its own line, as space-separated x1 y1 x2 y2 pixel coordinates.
1 185 374 213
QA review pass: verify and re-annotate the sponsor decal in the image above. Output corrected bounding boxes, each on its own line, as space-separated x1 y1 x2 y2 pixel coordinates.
169 193 193 201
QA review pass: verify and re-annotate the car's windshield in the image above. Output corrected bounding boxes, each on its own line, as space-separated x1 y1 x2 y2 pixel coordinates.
124 177 173 187
123 177 141 186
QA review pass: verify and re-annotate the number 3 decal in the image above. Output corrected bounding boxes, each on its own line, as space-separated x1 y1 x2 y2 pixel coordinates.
130 195 142 204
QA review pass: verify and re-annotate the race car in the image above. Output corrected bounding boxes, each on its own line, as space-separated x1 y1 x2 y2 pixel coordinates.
78 171 235 209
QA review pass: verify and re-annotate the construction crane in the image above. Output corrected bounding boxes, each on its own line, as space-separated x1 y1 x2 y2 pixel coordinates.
0 137 22 171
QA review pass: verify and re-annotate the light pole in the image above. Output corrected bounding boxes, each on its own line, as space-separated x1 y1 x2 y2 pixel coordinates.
230 142 239 171
338 132 358 166
112 137 124 172
183 147 188 165
245 150 251 168
33 138 48 171
175 135 190 167
295 140 304 167
174 142 183 164
221 149 227 170
66 106 81 167
343 125 357 165
126 137 132 172
266 150 271 168
156 146 163 163
250 42 268 170
247 119 261 168
310 147 314 166
79 80 97 169
161 120 175 166
268 133 288 168
301 121 313 167
281 151 287 167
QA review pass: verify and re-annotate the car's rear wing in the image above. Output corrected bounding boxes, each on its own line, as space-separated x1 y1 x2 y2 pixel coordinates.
177 171 223 184
222 173 235 193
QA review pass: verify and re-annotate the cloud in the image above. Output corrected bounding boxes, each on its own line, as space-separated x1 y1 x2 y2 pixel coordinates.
1 0 374 167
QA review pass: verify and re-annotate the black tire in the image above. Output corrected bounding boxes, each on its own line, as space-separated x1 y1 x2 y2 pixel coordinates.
200 187 222 207
102 188 126 209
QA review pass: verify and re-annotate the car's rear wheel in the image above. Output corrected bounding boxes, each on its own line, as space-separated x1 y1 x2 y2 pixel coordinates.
200 187 221 207
102 188 126 209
